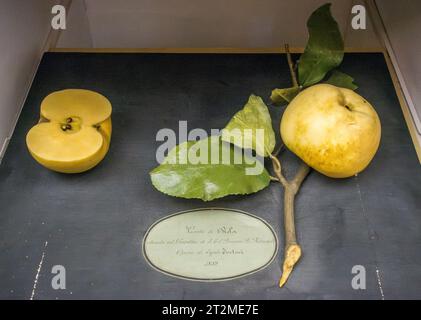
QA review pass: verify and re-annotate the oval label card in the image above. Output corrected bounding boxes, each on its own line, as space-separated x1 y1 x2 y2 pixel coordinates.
142 208 278 281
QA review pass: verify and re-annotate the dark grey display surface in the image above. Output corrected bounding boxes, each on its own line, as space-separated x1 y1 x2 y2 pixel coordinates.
0 52 420 299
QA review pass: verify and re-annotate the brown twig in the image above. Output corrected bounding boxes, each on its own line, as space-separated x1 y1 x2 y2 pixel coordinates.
285 44 298 87
269 154 288 188
270 153 310 287
278 162 310 287
270 44 311 287
272 143 285 157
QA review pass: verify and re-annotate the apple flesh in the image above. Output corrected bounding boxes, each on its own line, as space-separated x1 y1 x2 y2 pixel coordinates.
281 84 381 178
26 89 112 173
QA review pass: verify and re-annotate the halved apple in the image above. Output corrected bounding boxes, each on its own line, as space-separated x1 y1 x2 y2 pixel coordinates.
26 89 112 173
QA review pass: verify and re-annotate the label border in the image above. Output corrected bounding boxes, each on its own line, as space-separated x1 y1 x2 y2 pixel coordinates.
142 207 279 282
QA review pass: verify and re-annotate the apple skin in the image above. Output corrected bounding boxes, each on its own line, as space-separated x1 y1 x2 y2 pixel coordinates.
27 117 111 174
280 84 381 178
26 89 112 174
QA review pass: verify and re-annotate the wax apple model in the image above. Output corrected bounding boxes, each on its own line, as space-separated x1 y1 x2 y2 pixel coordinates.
281 84 381 178
150 3 383 287
26 89 112 173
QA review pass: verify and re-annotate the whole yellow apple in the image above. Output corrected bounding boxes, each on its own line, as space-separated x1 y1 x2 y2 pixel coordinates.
26 89 112 173
280 84 381 178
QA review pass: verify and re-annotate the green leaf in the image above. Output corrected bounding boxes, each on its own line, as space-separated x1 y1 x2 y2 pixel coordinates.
298 3 344 87
221 94 275 157
150 136 271 201
270 87 300 105
325 70 358 90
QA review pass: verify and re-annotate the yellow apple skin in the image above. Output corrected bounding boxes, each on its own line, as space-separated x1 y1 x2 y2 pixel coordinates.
27 118 111 173
26 89 112 174
280 84 381 178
